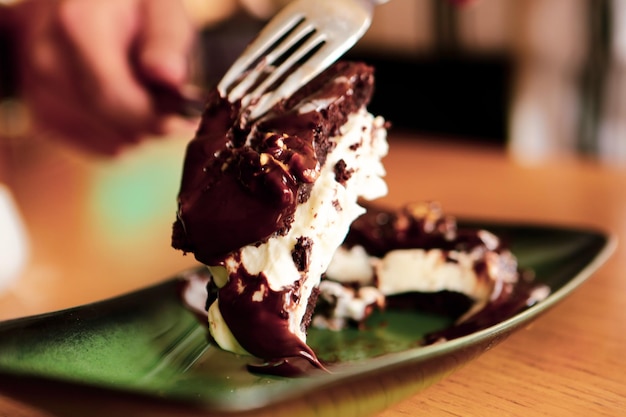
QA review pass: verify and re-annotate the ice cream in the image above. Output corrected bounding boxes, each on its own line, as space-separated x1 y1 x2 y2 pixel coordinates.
172 61 388 370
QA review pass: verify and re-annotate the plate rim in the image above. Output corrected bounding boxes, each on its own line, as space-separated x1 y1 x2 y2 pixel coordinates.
0 220 617 414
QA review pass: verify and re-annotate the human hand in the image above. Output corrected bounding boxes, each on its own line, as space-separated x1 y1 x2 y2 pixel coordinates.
10 0 197 155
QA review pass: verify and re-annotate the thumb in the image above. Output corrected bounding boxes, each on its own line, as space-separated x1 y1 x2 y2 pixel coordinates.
136 0 196 88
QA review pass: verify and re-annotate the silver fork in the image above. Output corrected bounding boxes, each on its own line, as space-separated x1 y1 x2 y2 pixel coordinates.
217 0 388 120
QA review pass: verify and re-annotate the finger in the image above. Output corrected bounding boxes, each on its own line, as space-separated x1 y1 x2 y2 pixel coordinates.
136 0 196 88
56 0 155 130
27 50 165 155
14 4 131 155
24 69 141 155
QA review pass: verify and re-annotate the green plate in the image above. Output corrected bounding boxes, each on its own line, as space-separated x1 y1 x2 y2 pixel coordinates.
0 221 616 417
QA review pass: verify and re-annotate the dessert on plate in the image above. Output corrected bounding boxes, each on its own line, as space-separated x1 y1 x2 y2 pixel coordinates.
172 60 548 375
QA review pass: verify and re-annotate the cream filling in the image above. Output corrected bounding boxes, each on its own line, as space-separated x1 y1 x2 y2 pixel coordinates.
313 280 384 331
323 243 521 326
327 245 510 299
208 109 388 355
375 249 493 299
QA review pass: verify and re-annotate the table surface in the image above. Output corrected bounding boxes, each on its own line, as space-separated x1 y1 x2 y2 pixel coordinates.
1 130 625 416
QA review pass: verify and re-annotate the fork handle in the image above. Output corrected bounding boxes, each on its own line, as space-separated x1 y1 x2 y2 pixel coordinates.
146 82 205 118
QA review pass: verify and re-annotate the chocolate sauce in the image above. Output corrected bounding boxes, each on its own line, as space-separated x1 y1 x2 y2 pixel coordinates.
247 356 328 377
172 61 375 265
216 265 324 371
422 276 545 344
344 201 501 257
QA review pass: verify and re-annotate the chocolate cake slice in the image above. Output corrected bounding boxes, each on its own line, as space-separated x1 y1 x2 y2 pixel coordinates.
172 61 389 370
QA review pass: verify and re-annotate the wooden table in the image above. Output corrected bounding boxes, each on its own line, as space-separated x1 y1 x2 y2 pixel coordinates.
0 130 624 416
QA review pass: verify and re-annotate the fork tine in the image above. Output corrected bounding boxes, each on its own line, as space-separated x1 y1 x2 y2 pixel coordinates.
241 32 326 108
248 54 327 120
261 22 317 70
217 2 308 96
225 61 267 104
227 22 319 103
248 30 366 120
217 0 384 120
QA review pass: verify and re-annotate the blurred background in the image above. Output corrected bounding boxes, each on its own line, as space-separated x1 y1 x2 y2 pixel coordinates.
192 0 626 165
2 0 625 163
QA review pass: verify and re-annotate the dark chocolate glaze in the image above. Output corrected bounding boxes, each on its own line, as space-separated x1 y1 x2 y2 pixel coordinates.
172 61 376 372
344 201 503 257
216 264 323 370
422 271 542 344
247 355 328 377
172 61 375 265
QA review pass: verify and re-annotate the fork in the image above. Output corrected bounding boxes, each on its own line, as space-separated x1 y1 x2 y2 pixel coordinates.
217 0 388 120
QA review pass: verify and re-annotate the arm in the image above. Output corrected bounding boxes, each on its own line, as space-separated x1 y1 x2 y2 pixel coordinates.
6 0 198 155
